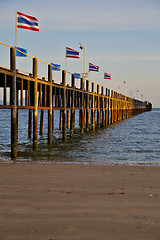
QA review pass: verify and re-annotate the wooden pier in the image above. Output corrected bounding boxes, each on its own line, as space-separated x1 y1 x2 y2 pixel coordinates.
0 46 152 159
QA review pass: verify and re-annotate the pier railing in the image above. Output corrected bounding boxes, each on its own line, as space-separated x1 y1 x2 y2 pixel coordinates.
0 43 152 159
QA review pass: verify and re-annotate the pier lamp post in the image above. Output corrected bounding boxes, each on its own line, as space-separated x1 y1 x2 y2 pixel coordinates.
141 94 143 101
123 81 127 96
79 42 86 76
136 90 139 99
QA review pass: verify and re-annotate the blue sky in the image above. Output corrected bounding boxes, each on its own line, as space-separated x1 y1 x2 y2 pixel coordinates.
0 0 160 107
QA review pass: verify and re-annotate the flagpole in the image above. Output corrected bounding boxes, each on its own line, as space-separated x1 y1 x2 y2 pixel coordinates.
65 47 67 72
84 47 86 74
88 71 90 83
15 11 17 48
65 57 67 72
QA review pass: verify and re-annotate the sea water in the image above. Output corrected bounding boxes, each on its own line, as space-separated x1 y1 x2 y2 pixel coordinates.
0 108 160 166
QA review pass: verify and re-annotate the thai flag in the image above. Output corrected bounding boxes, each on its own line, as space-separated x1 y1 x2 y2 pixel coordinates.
66 47 79 59
104 73 111 80
89 63 99 72
17 11 39 31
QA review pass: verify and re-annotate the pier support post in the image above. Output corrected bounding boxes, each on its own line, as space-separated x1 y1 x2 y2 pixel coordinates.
28 110 32 138
108 89 111 125
70 74 75 137
119 94 123 120
115 92 117 122
86 80 90 131
91 83 95 131
62 70 66 141
115 92 117 121
120 95 124 120
40 110 44 135
20 79 23 106
59 88 63 130
27 79 32 138
112 91 115 123
79 105 82 126
110 90 113 124
101 86 105 127
66 88 69 129
67 109 69 129
118 94 121 121
59 110 63 130
3 74 7 105
48 64 52 145
124 97 127 119
123 96 126 119
10 47 17 159
80 78 84 134
39 83 43 135
33 58 38 151
84 106 86 126
117 94 120 121
97 85 100 128
121 95 123 120
105 88 108 126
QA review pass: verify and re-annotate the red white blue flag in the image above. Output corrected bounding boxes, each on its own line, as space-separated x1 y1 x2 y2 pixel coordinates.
89 63 99 72
104 72 111 80
66 47 79 59
17 11 39 31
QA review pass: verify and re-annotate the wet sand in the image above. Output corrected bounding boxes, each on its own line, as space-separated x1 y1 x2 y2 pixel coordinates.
0 162 160 240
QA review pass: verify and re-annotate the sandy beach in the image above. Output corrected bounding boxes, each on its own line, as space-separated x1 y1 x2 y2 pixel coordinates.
0 162 160 240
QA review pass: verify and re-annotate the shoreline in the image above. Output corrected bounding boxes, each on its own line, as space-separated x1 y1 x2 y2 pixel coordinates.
0 162 160 240
1 158 160 167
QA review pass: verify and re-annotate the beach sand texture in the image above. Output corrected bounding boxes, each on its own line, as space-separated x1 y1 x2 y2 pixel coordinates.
0 163 160 240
